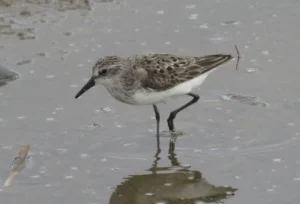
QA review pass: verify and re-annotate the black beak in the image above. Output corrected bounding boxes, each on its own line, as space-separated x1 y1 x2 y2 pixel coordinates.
75 77 95 99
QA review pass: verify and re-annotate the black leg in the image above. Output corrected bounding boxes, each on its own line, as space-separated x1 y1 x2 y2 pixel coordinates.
168 139 181 167
167 93 200 131
152 104 160 136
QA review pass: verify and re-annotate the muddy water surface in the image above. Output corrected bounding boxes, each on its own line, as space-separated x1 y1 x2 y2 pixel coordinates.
0 0 300 204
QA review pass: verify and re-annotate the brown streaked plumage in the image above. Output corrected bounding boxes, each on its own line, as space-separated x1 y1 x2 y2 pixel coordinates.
134 54 233 91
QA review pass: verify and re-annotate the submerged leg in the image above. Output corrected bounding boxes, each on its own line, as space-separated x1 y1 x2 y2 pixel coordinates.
167 93 200 131
152 104 160 136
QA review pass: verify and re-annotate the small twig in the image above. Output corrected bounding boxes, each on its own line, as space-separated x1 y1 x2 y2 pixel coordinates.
4 144 30 187
235 45 241 70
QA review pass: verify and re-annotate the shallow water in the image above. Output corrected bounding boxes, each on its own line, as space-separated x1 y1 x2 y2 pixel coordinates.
1 0 300 203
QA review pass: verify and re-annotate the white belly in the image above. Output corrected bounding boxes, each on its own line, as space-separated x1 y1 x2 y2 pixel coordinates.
133 72 210 105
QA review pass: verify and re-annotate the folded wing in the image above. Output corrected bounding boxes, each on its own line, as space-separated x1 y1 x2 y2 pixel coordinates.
139 54 233 91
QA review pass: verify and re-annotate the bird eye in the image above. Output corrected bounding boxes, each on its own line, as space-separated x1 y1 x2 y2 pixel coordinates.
99 69 107 75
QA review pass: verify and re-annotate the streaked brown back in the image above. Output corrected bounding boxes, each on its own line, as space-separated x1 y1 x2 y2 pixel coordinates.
138 54 233 91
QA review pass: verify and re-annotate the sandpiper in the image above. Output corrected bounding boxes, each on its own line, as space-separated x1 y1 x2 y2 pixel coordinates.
75 53 234 135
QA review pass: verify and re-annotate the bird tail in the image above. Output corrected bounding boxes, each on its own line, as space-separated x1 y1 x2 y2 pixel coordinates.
195 54 233 74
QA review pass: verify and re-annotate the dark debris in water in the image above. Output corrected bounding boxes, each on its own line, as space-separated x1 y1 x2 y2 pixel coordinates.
36 52 47 57
0 64 19 86
221 93 269 107
16 59 34 66
0 0 107 40
20 10 32 17
1 0 94 10
221 20 240 26
63 31 73 36
0 25 36 39
0 0 11 7
17 31 36 40
0 13 37 39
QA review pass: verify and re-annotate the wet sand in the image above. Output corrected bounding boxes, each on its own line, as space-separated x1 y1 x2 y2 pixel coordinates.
1 0 300 203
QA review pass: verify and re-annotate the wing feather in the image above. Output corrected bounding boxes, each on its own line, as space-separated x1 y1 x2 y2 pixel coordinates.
136 54 233 91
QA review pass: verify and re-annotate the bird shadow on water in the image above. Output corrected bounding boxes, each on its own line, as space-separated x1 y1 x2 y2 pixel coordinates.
109 137 237 204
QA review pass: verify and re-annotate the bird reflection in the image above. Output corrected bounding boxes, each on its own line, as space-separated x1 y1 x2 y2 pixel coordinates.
109 137 237 204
